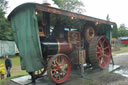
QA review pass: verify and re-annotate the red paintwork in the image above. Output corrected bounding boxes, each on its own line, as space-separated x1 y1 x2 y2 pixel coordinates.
58 40 72 53
120 40 128 44
96 37 111 69
50 55 71 84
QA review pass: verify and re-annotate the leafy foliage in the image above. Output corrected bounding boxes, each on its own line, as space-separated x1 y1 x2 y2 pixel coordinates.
112 24 128 38
118 24 128 37
112 24 118 38
53 0 85 13
0 0 8 10
0 0 13 40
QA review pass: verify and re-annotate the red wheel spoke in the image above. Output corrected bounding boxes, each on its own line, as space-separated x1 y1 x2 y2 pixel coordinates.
97 57 102 63
99 39 103 47
56 56 61 64
55 58 59 65
56 73 61 80
103 54 108 62
97 45 101 50
102 61 105 66
96 51 100 54
104 46 109 50
61 57 65 66
52 64 57 68
48 54 71 84
103 54 108 57
62 71 67 76
97 55 102 61
102 39 105 46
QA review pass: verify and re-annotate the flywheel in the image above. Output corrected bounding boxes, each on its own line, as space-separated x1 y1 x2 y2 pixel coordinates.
84 25 96 43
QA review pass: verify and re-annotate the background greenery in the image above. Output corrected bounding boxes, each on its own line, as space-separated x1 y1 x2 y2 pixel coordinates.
0 0 13 41
112 24 128 38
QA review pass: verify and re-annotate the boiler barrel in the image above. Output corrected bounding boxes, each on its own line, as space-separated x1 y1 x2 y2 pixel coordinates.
41 39 72 55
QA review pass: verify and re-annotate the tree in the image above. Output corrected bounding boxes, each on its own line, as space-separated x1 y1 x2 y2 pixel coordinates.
0 0 13 40
52 0 85 13
112 24 118 38
118 24 128 37
0 0 8 10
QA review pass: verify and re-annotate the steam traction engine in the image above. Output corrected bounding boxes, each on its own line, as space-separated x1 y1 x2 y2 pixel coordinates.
39 23 112 83
8 3 115 84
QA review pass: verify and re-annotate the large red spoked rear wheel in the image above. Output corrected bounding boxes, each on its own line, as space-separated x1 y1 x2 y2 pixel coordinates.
47 54 71 84
89 36 111 69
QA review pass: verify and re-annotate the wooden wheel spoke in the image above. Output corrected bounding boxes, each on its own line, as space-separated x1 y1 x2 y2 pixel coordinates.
97 55 102 61
96 51 101 54
102 61 105 66
97 57 101 63
99 40 103 47
48 54 71 83
55 58 59 65
97 45 101 50
56 72 61 80
62 71 67 76
104 46 109 50
103 54 108 57
61 58 64 65
58 56 61 63
100 57 104 64
101 54 108 65
61 58 66 66
102 39 105 46
52 64 57 68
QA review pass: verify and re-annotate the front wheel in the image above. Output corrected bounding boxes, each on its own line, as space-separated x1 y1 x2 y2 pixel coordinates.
47 54 71 84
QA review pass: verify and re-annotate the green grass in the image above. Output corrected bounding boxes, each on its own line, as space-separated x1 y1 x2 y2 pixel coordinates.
112 47 128 56
0 56 28 85
0 56 20 66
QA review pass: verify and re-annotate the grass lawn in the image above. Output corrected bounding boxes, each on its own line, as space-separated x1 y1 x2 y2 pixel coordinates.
112 47 128 56
0 56 28 85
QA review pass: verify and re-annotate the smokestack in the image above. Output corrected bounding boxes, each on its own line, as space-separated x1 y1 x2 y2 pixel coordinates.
42 3 51 6
42 0 51 6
